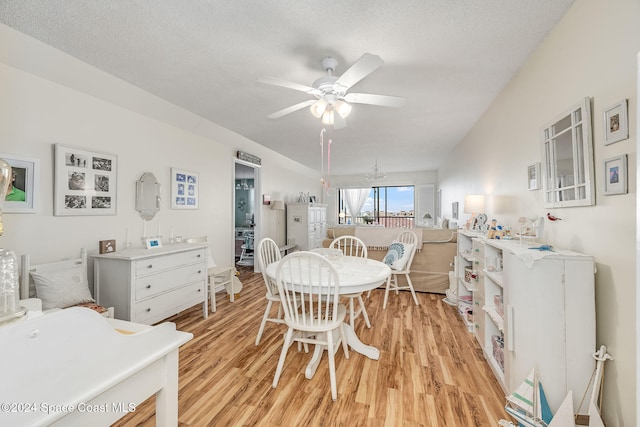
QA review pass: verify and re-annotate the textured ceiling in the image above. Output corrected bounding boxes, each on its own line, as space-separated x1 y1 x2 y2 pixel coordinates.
0 1 574 175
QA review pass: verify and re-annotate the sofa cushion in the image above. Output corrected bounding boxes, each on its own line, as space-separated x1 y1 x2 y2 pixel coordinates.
383 242 414 271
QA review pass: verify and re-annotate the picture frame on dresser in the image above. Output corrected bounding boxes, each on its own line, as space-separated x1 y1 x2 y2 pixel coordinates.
603 154 628 195
53 144 117 216
603 99 628 145
171 167 199 209
0 153 39 213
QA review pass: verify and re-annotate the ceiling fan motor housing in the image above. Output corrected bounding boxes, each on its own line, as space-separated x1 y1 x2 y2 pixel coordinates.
321 56 337 72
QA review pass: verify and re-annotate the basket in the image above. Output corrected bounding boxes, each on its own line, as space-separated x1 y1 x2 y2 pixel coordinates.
464 267 473 283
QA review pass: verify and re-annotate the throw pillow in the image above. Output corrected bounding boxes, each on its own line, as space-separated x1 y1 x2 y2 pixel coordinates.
31 265 95 310
383 241 415 271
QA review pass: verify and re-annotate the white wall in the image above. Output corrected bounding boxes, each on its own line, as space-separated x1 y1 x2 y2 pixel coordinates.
437 1 638 425
0 25 321 272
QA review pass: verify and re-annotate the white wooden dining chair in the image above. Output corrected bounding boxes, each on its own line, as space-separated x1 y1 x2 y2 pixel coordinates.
272 251 349 401
255 237 285 345
383 230 420 309
329 235 371 329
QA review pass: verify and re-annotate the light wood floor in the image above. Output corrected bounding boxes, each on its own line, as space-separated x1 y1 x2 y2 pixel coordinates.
113 267 510 426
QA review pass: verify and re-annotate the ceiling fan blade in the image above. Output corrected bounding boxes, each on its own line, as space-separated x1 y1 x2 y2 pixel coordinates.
344 92 406 108
334 53 384 91
333 113 347 130
267 99 316 119
258 76 320 95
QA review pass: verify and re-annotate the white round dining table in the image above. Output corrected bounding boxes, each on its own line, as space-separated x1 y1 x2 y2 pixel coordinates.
266 254 391 379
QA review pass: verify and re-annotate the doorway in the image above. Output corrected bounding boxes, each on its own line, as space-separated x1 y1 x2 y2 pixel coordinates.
233 160 261 272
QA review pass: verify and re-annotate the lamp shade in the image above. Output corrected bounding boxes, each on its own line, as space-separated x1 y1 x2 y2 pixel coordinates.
463 194 485 214
271 200 285 210
310 99 327 118
335 100 352 118
321 109 334 125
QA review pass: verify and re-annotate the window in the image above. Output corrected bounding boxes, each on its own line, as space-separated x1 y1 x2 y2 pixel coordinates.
338 186 415 227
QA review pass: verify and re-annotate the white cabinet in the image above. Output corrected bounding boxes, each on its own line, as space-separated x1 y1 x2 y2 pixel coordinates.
470 238 595 413
286 203 327 250
93 244 208 325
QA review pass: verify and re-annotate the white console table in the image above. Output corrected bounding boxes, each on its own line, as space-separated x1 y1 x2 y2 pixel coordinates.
0 307 192 426
93 243 208 324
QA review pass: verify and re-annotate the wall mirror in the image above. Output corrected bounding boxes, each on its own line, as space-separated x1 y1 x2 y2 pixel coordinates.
541 97 595 208
136 172 161 220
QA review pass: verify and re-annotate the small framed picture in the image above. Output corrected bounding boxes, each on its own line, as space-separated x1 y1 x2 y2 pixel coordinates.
0 153 39 213
604 100 628 145
99 239 116 254
603 154 627 195
528 163 541 190
452 202 459 220
171 167 199 209
145 237 163 249
262 194 271 205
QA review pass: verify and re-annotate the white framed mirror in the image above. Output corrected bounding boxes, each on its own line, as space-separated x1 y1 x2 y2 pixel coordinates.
135 172 161 220
541 97 595 208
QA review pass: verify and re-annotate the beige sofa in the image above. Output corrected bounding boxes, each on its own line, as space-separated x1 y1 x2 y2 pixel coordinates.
322 226 457 294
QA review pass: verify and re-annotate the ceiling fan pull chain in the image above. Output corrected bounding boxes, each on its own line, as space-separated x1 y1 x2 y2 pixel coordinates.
326 138 331 193
320 128 326 190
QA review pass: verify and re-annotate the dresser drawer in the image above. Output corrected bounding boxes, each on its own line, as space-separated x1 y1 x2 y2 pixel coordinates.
133 281 205 323
134 249 206 277
135 263 206 301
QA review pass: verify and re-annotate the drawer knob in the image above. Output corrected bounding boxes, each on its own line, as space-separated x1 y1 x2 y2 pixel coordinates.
146 284 151 289
146 308 151 312
147 264 153 269
198 270 202 274
197 254 201 258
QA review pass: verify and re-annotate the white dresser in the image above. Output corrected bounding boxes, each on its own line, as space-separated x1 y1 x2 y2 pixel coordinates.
93 244 208 324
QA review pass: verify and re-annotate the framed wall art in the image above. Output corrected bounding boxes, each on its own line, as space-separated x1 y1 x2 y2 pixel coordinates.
527 163 541 190
604 99 628 145
171 167 199 209
603 154 627 195
452 201 459 220
54 144 117 216
0 153 39 213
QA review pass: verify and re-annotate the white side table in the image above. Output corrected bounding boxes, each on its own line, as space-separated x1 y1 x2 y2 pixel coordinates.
208 265 235 312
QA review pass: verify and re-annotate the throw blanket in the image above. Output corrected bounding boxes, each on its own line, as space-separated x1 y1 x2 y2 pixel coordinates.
355 227 423 251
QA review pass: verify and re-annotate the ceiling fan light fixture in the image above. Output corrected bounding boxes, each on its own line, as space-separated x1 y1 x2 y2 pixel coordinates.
321 109 334 125
310 99 328 118
335 100 352 118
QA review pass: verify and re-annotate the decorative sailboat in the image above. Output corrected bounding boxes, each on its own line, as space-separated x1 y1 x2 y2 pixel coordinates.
548 345 612 427
499 368 553 427
500 346 613 427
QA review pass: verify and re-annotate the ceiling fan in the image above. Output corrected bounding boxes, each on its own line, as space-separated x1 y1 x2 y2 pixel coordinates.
259 53 405 129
